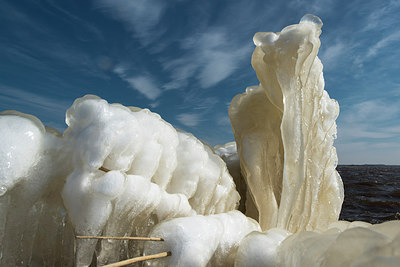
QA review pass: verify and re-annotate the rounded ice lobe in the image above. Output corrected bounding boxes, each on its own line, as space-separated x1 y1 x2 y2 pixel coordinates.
235 228 291 267
0 112 45 190
300 14 323 29
144 211 260 266
92 170 125 199
253 32 279 47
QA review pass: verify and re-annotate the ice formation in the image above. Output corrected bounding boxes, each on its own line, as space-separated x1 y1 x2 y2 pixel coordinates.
1 14 400 267
0 111 74 266
235 220 400 267
143 210 260 266
0 96 239 266
62 96 239 265
214 142 259 220
229 14 343 232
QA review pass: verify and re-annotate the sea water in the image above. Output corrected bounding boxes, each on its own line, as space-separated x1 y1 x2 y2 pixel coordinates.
339 165 400 223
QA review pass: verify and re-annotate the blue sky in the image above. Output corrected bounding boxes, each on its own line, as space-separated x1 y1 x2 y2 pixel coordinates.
0 0 399 164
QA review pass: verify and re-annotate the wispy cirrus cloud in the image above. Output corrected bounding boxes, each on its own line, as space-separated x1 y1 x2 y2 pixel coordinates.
163 30 252 90
365 31 400 58
125 76 162 101
94 0 166 46
0 84 71 131
216 114 231 127
288 0 335 14
337 98 400 147
176 113 203 127
339 124 397 140
343 99 400 124
336 97 400 164
361 0 400 32
319 41 346 69
345 1 400 69
113 65 162 101
0 85 70 115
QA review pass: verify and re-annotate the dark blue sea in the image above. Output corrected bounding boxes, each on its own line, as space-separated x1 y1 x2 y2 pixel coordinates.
338 165 400 224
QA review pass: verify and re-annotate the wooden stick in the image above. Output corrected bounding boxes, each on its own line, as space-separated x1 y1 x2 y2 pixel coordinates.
99 166 110 172
103 252 171 267
76 235 164 241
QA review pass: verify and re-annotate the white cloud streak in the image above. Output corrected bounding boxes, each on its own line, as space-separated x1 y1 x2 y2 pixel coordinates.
113 65 162 101
366 31 400 58
288 0 334 14
319 42 346 69
216 114 231 127
125 76 162 101
163 30 252 90
343 100 400 124
95 0 166 46
176 113 202 127
0 84 71 132
337 99 400 149
362 0 400 32
0 85 70 116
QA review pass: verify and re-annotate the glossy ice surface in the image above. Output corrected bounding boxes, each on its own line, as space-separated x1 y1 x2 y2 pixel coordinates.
230 14 343 233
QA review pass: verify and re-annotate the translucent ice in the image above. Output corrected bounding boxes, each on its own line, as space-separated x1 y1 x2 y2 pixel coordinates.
230 14 344 232
0 111 74 266
0 111 45 190
214 142 258 220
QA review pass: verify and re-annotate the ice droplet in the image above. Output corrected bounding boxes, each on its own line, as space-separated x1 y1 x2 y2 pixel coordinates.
0 186 7 196
300 14 323 29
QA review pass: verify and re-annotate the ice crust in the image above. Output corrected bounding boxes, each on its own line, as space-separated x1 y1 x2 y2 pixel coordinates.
1 14 400 267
